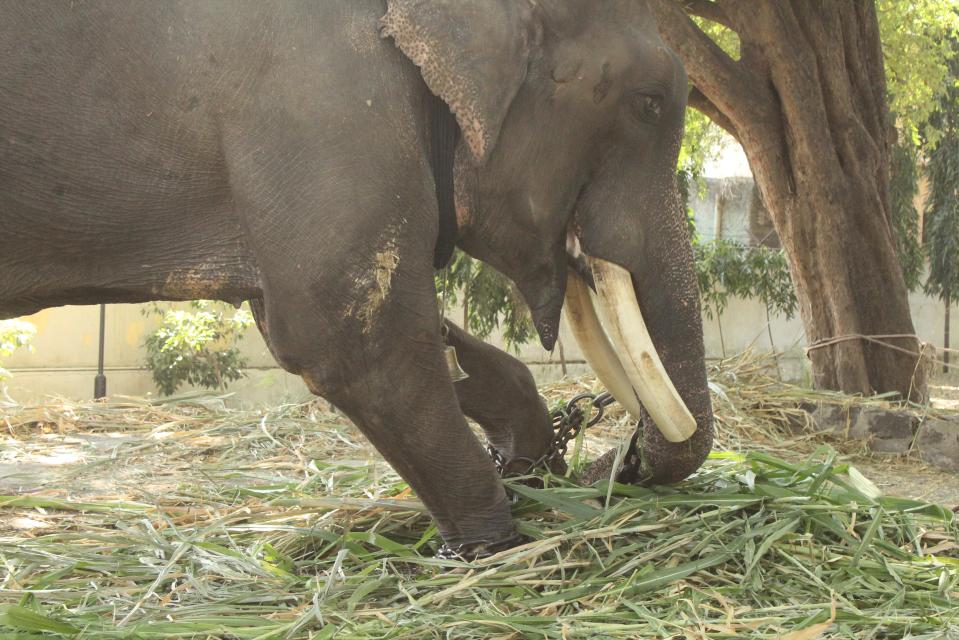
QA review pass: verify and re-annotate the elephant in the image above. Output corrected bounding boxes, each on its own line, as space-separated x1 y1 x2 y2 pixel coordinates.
0 0 714 557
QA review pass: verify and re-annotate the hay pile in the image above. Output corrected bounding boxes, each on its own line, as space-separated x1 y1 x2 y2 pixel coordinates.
1 356 957 638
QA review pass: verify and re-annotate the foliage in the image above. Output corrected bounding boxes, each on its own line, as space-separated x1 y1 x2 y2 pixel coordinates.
691 13 740 61
143 301 254 396
441 214 798 352
436 250 537 350
889 137 925 290
0 319 36 380
679 176 797 324
678 109 728 182
693 238 798 322
878 0 959 145
923 37 959 305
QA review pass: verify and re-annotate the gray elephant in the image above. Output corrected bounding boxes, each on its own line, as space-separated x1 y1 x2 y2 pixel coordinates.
0 0 713 556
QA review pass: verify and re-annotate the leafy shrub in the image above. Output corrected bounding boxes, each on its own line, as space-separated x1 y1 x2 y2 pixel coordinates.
436 250 536 350
694 239 798 321
0 320 36 380
143 301 254 396
437 239 798 352
922 35 959 307
436 167 797 351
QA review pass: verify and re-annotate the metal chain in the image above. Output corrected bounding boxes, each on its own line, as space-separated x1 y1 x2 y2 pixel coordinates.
486 391 615 476
440 391 617 560
435 532 530 562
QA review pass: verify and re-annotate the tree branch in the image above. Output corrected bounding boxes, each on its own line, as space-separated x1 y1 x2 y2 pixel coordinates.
651 0 794 208
647 0 754 122
688 88 739 141
681 0 734 30
721 2 842 185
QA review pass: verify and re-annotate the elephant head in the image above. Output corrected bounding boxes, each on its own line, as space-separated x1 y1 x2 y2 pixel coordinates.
382 0 713 483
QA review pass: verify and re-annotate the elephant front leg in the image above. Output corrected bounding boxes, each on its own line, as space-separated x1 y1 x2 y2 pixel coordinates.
445 321 556 475
246 256 521 555
313 340 521 553
221 105 521 556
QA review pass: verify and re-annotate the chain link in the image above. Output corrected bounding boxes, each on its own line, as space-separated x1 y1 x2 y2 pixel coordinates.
435 532 530 561
443 391 619 560
486 391 614 476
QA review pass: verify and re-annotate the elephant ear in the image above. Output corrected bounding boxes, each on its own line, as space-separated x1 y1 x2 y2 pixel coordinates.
381 0 534 164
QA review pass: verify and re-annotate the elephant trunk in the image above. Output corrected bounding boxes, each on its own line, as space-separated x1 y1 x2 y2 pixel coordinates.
570 172 713 485
626 243 714 484
566 265 713 483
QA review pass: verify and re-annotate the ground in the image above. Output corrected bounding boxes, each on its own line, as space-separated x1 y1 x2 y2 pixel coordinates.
829 377 959 506
4 381 957 508
0 360 957 638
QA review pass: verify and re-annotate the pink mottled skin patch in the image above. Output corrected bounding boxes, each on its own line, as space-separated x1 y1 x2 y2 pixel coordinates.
380 2 490 163
454 195 471 228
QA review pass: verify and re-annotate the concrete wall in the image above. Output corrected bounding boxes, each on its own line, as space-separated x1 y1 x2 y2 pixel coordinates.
1 301 601 405
3 289 956 405
2 304 309 406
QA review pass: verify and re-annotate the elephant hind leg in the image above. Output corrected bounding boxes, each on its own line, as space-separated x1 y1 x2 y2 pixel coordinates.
444 321 555 474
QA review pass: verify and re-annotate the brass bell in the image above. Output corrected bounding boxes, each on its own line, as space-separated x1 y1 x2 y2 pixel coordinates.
443 345 469 383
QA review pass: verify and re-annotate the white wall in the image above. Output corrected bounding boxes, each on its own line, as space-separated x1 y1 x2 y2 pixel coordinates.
4 289 955 406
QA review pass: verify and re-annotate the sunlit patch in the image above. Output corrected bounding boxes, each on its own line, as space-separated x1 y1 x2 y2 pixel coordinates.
10 516 49 530
931 385 959 411
32 449 83 466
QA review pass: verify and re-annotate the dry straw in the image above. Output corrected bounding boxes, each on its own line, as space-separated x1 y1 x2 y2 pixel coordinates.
0 353 957 638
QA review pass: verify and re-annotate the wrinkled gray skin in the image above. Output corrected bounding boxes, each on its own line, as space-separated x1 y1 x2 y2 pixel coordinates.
0 0 713 548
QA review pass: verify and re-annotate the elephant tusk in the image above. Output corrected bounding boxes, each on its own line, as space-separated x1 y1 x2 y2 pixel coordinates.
588 257 697 443
564 268 644 421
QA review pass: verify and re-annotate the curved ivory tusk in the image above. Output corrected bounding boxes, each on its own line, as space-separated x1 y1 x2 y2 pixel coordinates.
589 257 697 443
564 268 644 420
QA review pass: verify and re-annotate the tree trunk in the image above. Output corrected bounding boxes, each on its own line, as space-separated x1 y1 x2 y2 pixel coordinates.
759 166 923 398
650 0 928 400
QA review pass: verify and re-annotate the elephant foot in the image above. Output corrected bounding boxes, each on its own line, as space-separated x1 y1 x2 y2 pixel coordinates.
577 431 641 486
436 532 530 561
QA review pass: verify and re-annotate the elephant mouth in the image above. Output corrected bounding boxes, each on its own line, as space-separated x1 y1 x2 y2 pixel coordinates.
564 232 696 444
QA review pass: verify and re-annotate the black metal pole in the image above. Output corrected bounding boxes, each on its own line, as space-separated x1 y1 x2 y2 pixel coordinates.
94 304 107 399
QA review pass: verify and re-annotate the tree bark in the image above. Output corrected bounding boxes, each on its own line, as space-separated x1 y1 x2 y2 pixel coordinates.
650 0 928 400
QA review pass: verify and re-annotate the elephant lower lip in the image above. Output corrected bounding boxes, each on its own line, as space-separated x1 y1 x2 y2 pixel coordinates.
531 302 560 350
535 321 557 350
527 293 564 351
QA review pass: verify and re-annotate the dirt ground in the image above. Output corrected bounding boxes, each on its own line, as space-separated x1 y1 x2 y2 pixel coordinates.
896 380 959 505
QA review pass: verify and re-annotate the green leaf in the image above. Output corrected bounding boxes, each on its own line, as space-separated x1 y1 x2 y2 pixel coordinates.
0 606 79 636
508 484 603 520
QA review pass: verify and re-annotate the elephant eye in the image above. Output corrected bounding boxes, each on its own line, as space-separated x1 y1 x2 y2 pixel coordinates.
632 92 664 123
